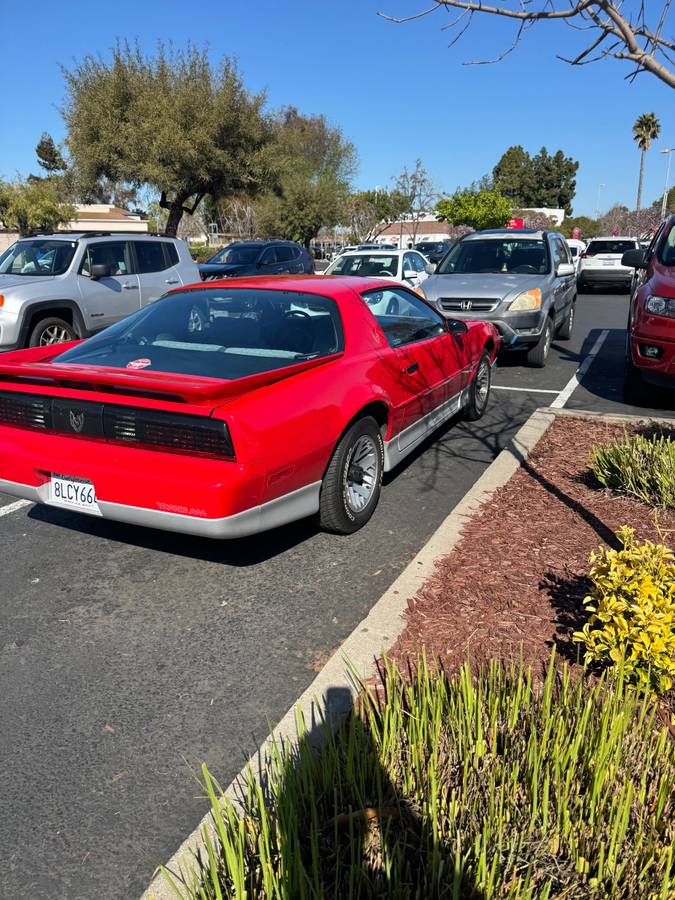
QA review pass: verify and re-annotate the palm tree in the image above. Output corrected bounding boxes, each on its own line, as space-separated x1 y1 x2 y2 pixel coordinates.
633 113 661 211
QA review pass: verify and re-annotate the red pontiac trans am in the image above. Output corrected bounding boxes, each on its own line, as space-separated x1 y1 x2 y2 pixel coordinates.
0 276 499 538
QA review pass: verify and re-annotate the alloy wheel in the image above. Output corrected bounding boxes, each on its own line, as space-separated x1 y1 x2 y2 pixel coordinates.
344 435 378 514
39 325 72 346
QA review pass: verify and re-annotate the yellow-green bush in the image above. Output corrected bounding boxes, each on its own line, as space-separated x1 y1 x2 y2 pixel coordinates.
590 430 675 508
574 525 675 692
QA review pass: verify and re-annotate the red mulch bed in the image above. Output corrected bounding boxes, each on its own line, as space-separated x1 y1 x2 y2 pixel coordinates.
388 416 675 683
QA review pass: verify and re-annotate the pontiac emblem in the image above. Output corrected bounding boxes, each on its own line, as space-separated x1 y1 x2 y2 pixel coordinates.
69 409 85 433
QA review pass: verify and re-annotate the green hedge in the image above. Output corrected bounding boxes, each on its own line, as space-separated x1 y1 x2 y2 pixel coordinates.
591 430 675 508
188 244 223 263
163 653 674 899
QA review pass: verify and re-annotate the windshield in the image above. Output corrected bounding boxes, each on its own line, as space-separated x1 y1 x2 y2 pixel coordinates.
208 245 260 265
0 239 76 277
437 238 549 275
327 254 399 277
586 240 636 255
54 288 344 379
415 243 440 252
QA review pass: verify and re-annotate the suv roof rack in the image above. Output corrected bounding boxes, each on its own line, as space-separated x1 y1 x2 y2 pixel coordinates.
27 230 173 239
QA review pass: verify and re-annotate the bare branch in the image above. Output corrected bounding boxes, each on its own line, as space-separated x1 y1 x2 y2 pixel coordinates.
378 1 675 89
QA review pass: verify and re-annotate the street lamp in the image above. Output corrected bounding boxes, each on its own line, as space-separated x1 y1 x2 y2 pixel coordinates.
660 148 675 219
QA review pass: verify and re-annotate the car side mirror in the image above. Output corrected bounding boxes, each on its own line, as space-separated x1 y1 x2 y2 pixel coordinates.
403 269 417 280
446 318 468 335
622 249 647 269
556 262 575 277
425 263 435 275
89 263 111 280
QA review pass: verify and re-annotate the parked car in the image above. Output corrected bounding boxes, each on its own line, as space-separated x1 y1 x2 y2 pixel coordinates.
621 214 675 394
199 240 314 280
0 275 498 538
565 238 586 272
415 240 453 265
0 232 199 350
577 236 640 292
324 249 433 291
419 228 576 367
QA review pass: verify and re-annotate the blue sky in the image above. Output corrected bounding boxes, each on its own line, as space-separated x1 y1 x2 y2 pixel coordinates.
2 0 673 216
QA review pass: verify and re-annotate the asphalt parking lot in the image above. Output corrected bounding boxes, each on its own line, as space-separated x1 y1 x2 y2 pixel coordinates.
1 289 673 899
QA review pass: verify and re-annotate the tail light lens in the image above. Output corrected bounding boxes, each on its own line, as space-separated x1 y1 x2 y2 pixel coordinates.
104 407 235 459
0 390 235 459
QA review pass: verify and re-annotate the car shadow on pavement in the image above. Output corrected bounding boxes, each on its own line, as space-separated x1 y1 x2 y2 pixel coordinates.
26 502 323 566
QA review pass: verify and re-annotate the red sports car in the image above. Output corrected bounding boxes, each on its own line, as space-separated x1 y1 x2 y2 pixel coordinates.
0 276 498 538
623 214 675 393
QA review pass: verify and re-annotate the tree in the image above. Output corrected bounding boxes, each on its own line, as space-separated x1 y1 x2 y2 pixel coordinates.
0 178 75 235
558 215 601 239
435 189 512 230
653 185 675 215
599 203 661 238
61 42 267 236
633 113 661 211
35 133 66 174
346 188 411 242
493 146 578 214
394 159 436 245
255 107 356 247
379 2 675 89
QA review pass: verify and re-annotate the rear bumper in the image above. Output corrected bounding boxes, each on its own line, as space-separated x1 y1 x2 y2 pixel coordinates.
0 475 320 538
0 425 319 539
578 267 632 283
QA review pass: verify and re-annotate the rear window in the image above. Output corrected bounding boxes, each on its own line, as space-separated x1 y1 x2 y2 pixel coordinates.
586 240 636 255
53 288 344 380
135 241 168 273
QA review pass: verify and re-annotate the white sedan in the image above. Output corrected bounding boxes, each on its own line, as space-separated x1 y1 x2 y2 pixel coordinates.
324 249 434 290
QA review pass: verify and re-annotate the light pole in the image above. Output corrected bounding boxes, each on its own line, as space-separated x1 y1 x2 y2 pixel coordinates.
660 148 675 219
594 182 605 220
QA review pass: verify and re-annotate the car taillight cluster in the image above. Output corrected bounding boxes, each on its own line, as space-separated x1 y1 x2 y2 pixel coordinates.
0 390 235 460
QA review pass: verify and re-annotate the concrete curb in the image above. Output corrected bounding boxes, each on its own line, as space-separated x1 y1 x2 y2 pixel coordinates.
141 405 669 898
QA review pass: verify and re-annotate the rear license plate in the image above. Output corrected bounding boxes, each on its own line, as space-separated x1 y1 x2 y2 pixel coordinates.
48 475 101 514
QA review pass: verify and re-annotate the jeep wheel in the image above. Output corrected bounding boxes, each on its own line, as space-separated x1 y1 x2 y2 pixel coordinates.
319 416 384 534
28 317 77 348
525 317 553 368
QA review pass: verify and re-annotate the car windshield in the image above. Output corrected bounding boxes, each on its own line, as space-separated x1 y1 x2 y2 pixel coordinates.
437 238 549 275
586 240 636 255
0 239 76 277
327 254 399 277
53 288 344 379
208 246 261 265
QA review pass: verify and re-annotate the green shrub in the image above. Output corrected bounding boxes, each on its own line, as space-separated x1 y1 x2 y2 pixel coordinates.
163 654 674 899
590 430 675 508
574 526 675 693
188 243 223 263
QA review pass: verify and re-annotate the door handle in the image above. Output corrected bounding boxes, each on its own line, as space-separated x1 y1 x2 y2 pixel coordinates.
122 283 138 290
403 362 419 375
165 278 180 284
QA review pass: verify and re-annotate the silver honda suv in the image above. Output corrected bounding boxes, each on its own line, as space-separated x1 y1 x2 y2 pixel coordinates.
0 232 200 350
420 228 577 366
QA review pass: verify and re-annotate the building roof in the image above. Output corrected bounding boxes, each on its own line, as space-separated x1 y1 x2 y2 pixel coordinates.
377 219 451 237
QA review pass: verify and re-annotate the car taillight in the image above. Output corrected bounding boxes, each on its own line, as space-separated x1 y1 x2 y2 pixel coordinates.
581 251 594 258
104 407 235 459
0 391 50 430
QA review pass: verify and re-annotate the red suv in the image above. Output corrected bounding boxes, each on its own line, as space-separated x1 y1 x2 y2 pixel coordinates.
622 215 675 395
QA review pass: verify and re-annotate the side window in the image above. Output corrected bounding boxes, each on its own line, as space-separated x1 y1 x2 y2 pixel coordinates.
551 238 569 269
276 246 294 263
412 253 427 272
291 245 302 259
259 247 277 266
135 241 168 274
650 221 668 261
165 243 179 266
361 287 446 348
657 223 675 266
80 242 131 277
403 253 417 275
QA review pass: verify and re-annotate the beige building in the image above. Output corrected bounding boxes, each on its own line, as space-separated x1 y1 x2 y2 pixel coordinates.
0 203 149 252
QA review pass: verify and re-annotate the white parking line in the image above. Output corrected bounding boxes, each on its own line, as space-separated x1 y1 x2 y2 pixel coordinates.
0 499 31 518
492 385 561 395
550 329 610 409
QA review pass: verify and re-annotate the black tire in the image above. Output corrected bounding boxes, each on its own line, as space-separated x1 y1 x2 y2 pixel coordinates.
623 338 643 402
557 302 575 340
319 416 384 535
525 317 553 368
463 350 492 421
28 316 77 348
